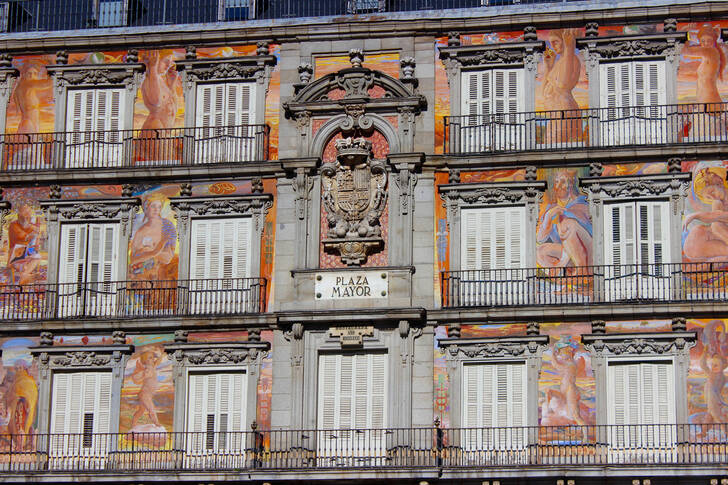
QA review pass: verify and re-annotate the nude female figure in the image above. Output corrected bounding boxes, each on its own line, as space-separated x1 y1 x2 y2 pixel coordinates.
129 198 176 282
131 348 164 428
550 343 587 426
542 29 583 144
683 168 728 262
699 321 728 423
138 51 178 161
10 60 52 167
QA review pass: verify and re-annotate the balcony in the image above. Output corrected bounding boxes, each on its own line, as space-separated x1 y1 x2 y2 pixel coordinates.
0 277 267 321
440 262 728 308
0 0 582 33
0 124 269 172
0 424 725 472
444 103 728 155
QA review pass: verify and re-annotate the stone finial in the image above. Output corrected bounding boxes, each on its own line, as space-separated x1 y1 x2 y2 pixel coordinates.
672 317 687 332
668 157 682 173
349 49 364 68
185 45 197 60
174 329 189 343
663 18 678 33
447 322 461 338
525 165 538 181
523 26 538 42
257 41 270 56
39 332 54 346
179 183 192 197
585 22 599 38
126 49 139 64
248 328 261 342
251 177 264 194
447 32 461 47
591 320 606 334
0 53 12 68
297 63 313 84
589 162 604 177
55 50 69 65
398 320 410 338
49 185 62 200
112 330 127 345
526 321 540 336
448 169 460 184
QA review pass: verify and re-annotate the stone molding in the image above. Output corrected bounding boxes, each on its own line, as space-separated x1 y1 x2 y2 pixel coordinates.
31 344 134 370
439 41 544 68
40 197 141 222
175 54 276 84
169 193 273 234
580 173 691 200
46 62 146 90
582 332 697 356
165 341 270 366
577 32 686 61
439 335 549 359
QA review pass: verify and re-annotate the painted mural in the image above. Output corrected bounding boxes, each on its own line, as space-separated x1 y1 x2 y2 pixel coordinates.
1 188 48 290
0 337 39 451
683 160 728 264
688 318 728 425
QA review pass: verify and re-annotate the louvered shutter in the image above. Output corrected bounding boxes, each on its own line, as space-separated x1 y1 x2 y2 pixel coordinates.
196 82 256 163
59 225 88 285
600 63 632 111
604 203 636 268
65 89 124 168
632 61 665 108
86 224 118 288
637 201 670 267
187 372 247 452
605 202 669 267
190 218 251 280
493 69 521 116
460 207 525 271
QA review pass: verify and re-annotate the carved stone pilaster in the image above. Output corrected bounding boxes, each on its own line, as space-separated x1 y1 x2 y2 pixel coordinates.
0 60 18 134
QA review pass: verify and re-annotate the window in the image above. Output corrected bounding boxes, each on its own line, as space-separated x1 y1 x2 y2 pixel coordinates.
350 0 380 12
65 88 125 168
460 206 526 305
462 362 526 450
50 372 112 456
0 2 8 33
608 361 675 448
599 61 666 145
58 223 119 316
460 68 524 151
187 371 247 453
219 0 251 20
317 353 387 459
195 82 257 163
188 218 252 313
604 201 670 300
96 0 127 27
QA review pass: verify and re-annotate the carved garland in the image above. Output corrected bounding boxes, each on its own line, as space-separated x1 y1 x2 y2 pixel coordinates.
440 336 549 360
166 342 269 366
439 181 546 226
46 63 146 92
583 333 696 356
33 345 134 371
41 198 141 238
175 55 277 84
169 194 273 234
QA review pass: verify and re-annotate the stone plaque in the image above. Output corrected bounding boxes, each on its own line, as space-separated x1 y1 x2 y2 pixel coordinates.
329 326 375 346
315 271 388 300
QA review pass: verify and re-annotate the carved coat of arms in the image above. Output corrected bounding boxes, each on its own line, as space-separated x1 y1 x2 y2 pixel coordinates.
321 137 387 265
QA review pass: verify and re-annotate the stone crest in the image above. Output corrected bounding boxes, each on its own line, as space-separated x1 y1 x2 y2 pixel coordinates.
321 137 387 265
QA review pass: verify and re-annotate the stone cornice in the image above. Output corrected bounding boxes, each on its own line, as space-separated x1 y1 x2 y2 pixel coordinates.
164 341 270 365
580 173 691 198
577 32 687 60
439 335 549 359
439 41 545 67
45 62 145 88
582 332 696 355
39 197 141 221
438 180 547 206
30 344 134 369
175 55 277 82
169 193 273 217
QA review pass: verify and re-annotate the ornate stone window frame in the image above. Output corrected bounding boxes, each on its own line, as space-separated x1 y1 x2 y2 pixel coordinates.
438 179 546 270
164 333 270 433
45 59 146 133
175 47 277 127
576 32 686 109
580 172 691 269
169 192 273 281
438 39 545 118
438 334 549 429
40 196 141 285
31 336 134 436
582 328 696 425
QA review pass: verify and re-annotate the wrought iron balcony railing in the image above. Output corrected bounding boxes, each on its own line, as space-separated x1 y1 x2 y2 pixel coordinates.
0 277 267 320
440 262 728 308
0 124 269 171
0 424 726 472
0 1 583 33
444 103 728 154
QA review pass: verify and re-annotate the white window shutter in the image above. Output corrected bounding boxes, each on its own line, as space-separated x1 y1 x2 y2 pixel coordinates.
59 225 88 285
196 84 215 128
318 354 339 430
190 218 252 281
189 220 210 280
460 207 525 271
609 362 675 427
462 363 526 428
187 372 247 450
86 224 118 286
51 372 111 438
633 61 665 108
604 203 635 267
369 353 387 429
51 373 70 435
637 201 670 266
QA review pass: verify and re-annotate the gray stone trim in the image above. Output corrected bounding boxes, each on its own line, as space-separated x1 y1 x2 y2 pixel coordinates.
169 193 273 281
578 32 686 110
175 54 277 127
40 197 141 285
580 173 691 268
439 41 544 118
438 180 546 270
0 63 18 135
438 335 548 430
281 157 319 269
45 63 145 133
388 153 425 266
31 343 134 436
582 331 696 426
164 340 270 434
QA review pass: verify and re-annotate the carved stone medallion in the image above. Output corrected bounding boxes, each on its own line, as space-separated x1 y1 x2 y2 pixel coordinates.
321 137 387 265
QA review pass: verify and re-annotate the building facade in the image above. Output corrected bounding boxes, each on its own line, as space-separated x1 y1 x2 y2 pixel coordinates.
0 0 726 483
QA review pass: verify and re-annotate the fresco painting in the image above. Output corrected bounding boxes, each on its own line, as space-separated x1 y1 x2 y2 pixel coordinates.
539 322 595 428
0 338 39 451
314 52 400 79
606 320 672 333
602 162 668 176
682 160 728 264
460 323 528 338
688 319 728 427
